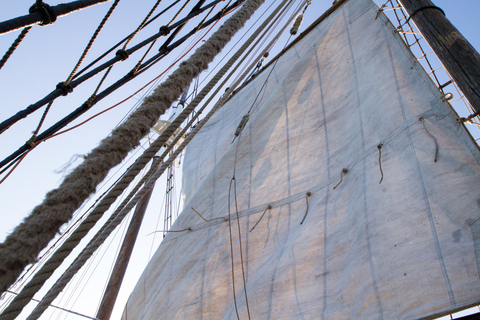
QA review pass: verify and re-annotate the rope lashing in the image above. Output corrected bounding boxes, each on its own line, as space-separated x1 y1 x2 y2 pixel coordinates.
377 144 384 184
405 5 445 24
333 168 348 190
419 117 438 162
249 205 272 232
29 2 57 26
290 13 303 35
300 192 312 225
191 207 227 222
159 25 170 35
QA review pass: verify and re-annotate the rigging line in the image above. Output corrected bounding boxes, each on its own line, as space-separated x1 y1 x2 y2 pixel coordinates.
0 15 222 172
231 0 301 86
419 117 438 163
0 0 238 136
72 0 181 80
233 177 252 320
0 27 31 70
3 291 99 320
191 207 227 222
124 24 211 125
122 0 165 50
27 101 53 147
147 228 192 235
247 34 293 115
167 0 191 27
158 0 204 53
0 149 32 185
64 0 121 86
227 179 241 320
197 0 279 88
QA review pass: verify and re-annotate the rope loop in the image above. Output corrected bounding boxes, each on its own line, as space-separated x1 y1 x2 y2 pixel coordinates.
115 49 129 61
29 2 57 26
56 82 73 96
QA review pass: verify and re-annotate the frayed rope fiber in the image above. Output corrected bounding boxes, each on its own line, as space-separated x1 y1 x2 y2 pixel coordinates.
0 0 265 294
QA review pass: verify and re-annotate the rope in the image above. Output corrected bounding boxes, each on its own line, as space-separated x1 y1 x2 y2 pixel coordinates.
191 207 227 222
4 290 98 320
27 102 53 147
228 178 241 320
419 117 438 163
0 27 31 70
377 144 384 184
249 205 271 232
0 0 266 317
64 0 121 86
167 0 191 27
0 0 238 136
333 168 348 189
300 192 312 225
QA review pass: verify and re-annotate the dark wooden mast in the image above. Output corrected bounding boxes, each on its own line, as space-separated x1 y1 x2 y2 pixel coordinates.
399 0 480 115
95 159 159 320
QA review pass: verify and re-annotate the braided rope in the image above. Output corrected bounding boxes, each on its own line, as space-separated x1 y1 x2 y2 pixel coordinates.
0 27 31 70
0 0 266 318
122 0 165 49
64 0 121 85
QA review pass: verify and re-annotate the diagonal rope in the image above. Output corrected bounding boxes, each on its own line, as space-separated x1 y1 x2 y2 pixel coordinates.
0 0 267 317
0 27 31 70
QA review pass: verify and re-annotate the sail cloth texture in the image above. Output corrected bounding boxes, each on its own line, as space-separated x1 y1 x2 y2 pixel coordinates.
124 0 480 319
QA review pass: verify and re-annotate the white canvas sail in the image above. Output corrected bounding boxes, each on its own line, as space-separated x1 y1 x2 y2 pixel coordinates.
123 0 480 318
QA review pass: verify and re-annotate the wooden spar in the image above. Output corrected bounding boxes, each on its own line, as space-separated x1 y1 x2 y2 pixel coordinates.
399 0 480 115
95 158 159 320
0 0 111 35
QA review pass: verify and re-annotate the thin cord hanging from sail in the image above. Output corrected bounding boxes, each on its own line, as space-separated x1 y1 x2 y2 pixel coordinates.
0 2 243 176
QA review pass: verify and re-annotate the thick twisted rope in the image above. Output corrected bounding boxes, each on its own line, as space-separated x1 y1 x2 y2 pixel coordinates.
0 0 265 299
